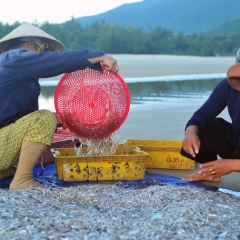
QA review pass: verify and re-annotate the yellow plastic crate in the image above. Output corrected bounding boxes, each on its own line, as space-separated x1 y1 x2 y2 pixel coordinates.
51 147 149 181
121 139 195 170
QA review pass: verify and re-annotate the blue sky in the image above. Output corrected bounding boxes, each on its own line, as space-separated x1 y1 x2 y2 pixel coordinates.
0 0 141 24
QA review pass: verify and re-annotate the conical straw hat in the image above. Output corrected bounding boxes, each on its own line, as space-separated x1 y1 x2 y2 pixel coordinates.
0 22 65 52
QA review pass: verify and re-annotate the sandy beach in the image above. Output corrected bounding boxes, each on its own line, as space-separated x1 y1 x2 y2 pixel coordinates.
112 54 235 78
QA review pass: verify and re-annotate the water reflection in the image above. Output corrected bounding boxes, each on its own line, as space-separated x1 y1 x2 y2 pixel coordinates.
127 78 222 100
40 78 222 105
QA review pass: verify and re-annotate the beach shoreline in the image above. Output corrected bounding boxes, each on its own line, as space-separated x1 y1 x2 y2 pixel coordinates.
42 54 236 80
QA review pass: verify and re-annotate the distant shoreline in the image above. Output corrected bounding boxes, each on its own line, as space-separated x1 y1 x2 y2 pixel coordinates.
41 54 236 81
114 54 235 78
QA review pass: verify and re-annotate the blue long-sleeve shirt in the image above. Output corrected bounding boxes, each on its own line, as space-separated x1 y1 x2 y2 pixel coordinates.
0 48 105 127
186 78 240 145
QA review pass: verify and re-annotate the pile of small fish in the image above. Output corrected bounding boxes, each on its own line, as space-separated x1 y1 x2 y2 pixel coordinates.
72 132 120 156
0 184 239 239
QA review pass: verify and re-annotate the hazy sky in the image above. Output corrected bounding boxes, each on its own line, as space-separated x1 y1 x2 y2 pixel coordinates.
0 0 141 24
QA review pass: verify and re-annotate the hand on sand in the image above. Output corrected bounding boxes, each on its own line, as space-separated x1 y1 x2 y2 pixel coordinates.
183 159 239 182
182 172 221 182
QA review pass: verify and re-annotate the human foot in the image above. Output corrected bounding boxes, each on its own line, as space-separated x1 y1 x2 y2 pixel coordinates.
9 179 47 190
183 172 221 182
0 167 16 179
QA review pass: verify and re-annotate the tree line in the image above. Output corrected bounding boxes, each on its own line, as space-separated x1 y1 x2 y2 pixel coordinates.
0 20 239 56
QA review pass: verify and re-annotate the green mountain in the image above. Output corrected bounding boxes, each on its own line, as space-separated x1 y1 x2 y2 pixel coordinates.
74 0 240 35
207 17 240 35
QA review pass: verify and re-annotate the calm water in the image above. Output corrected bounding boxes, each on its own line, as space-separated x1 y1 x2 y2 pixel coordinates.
39 74 228 140
39 75 224 111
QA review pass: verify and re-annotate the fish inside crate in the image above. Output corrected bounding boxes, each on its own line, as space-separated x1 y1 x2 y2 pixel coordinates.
51 146 149 182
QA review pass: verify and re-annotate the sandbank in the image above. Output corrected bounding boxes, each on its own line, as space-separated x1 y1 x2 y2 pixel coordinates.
44 54 236 80
112 54 235 78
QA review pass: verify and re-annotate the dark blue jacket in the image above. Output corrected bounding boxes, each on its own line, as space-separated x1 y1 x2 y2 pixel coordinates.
186 78 240 145
0 48 105 127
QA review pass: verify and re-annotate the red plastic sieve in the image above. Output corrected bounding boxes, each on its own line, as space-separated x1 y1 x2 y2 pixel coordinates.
54 66 130 139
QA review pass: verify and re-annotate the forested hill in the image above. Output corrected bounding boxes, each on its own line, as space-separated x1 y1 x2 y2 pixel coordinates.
1 0 240 56
74 0 240 35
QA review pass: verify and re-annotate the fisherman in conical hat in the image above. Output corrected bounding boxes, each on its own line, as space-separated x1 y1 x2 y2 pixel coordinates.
0 22 118 190
0 22 65 53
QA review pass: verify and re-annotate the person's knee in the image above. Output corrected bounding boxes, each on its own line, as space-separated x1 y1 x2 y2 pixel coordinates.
207 118 224 131
23 110 57 145
201 118 226 140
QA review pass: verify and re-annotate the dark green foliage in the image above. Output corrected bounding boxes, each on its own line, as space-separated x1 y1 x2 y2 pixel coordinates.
0 20 239 56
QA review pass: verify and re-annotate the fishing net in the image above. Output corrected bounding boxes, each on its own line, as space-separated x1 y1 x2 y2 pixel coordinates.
54 66 130 155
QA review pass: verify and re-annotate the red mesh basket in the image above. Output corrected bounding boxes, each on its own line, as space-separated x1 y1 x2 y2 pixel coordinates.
54 66 130 138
